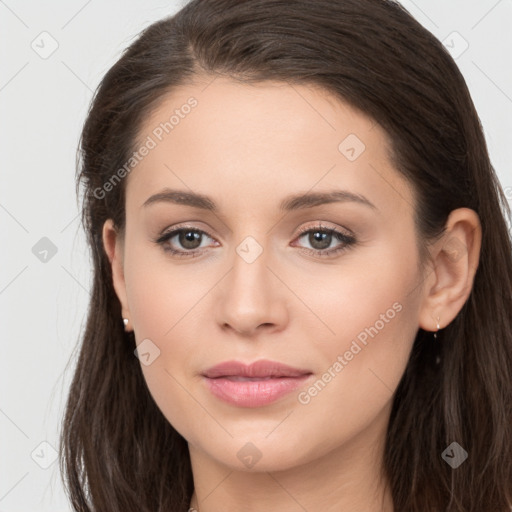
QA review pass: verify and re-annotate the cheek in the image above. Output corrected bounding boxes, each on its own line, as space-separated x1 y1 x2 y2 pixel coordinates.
124 242 208 339
296 241 422 412
295 237 421 354
295 304 419 461
123 244 215 436
292 286 420 456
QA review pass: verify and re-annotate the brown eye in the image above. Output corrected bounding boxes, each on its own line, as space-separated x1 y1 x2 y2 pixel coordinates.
155 226 217 258
293 224 356 257
307 230 333 250
177 230 203 250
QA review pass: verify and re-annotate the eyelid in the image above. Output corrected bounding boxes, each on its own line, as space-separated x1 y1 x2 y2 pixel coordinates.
158 222 216 238
294 221 354 238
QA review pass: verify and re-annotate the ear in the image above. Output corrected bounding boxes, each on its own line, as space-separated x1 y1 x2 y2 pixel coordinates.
418 207 482 332
102 219 130 322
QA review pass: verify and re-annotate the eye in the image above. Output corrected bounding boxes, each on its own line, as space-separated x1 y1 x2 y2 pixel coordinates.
153 222 356 259
154 225 218 258
292 222 356 257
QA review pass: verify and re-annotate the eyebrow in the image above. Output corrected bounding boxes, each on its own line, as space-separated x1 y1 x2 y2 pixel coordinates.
142 188 377 211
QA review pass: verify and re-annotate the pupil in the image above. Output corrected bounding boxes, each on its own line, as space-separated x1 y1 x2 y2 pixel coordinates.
310 231 331 250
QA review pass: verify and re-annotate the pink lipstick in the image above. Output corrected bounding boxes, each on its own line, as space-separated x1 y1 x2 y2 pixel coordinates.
202 359 313 407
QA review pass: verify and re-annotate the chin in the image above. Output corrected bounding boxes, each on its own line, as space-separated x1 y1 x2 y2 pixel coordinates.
200 433 326 474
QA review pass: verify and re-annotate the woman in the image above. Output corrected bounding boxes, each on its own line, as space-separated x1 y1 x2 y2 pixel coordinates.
59 0 512 510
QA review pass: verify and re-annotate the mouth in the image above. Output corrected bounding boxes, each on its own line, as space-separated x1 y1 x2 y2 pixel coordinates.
201 359 313 407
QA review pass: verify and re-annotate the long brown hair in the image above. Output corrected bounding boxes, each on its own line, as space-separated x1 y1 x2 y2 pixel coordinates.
59 0 512 510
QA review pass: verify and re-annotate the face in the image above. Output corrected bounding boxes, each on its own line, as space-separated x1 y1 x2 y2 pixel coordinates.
106 77 428 472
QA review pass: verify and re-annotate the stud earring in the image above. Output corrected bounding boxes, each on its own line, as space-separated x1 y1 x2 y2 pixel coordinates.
123 318 129 331
433 316 440 339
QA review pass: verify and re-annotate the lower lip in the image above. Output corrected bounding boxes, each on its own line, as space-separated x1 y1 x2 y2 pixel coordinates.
203 375 312 407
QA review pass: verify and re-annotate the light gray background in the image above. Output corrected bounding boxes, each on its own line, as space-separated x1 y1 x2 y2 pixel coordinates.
1 1 511 510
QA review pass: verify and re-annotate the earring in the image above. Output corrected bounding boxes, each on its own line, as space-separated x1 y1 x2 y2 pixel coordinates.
123 317 129 331
433 316 440 339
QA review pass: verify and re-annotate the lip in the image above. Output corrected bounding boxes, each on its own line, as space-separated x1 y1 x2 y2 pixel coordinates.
201 359 313 407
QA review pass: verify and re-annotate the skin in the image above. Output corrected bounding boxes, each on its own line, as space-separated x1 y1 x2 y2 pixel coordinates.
102 77 481 512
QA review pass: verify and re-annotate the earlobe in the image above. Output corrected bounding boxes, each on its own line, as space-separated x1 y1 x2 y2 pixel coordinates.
418 208 482 332
102 219 131 324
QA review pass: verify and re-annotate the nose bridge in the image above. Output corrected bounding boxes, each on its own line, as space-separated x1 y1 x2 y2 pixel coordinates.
229 233 272 303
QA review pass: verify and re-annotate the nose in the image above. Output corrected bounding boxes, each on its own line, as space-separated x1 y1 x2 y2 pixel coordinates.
214 240 289 337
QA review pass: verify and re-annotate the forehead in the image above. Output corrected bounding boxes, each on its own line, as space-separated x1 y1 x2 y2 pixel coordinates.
137 77 379 155
125 77 414 220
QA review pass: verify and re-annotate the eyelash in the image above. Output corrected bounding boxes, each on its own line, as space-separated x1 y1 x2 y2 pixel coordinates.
153 222 357 259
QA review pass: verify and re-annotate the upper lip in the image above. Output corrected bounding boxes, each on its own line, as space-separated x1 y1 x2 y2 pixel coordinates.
202 359 312 379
